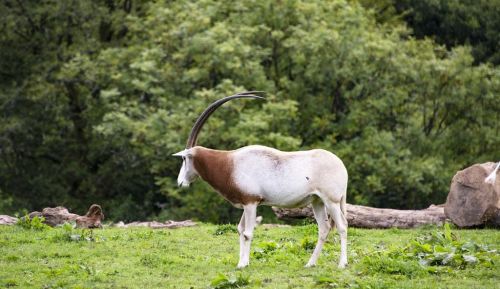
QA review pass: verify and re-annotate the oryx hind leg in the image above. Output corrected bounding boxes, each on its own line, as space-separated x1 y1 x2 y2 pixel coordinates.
305 196 331 267
324 199 348 268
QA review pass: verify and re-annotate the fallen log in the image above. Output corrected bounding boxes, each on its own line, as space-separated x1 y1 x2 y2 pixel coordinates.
114 220 197 229
272 204 447 229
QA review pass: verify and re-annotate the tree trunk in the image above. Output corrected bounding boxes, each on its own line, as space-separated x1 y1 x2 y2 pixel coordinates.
273 204 447 229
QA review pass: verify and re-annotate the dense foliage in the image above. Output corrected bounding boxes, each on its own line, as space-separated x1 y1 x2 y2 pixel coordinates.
0 0 498 222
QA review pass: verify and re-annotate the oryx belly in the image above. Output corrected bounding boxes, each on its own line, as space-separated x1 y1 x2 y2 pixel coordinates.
232 146 317 207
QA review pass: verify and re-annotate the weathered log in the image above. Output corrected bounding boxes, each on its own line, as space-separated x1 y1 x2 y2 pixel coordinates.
114 219 197 229
272 204 447 229
28 204 104 228
445 162 500 227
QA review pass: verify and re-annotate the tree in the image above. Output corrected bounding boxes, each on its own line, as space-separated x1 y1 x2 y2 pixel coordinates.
1 0 498 221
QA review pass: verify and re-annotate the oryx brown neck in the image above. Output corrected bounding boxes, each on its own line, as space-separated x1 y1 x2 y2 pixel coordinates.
192 147 262 206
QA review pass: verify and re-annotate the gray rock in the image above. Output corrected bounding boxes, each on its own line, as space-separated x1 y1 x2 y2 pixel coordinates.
0 215 18 225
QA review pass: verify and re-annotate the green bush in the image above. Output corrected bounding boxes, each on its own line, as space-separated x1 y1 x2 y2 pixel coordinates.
16 215 50 231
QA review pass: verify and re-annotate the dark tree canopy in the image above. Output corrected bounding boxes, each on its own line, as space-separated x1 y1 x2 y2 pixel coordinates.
360 0 500 65
0 0 498 222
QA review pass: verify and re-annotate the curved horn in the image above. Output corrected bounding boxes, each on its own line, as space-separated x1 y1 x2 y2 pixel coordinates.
186 91 265 148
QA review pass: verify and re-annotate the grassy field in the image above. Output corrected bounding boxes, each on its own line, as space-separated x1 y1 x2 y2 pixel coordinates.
0 222 498 289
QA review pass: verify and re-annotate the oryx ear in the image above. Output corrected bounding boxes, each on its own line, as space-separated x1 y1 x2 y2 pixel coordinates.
172 149 188 157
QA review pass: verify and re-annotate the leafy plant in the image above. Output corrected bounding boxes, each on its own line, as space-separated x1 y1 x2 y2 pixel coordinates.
252 241 279 259
214 224 238 235
210 273 250 289
301 237 316 251
16 215 50 231
404 223 496 269
363 223 498 275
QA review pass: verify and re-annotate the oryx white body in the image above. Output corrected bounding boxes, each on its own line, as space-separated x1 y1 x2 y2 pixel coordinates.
233 146 347 208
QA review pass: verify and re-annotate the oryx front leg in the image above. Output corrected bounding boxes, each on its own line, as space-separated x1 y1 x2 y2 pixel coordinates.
237 212 246 266
237 203 257 268
305 198 331 267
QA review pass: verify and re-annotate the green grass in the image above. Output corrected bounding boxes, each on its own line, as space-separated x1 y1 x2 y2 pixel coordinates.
0 223 498 289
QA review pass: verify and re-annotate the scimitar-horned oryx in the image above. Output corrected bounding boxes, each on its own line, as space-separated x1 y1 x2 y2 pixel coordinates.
173 91 348 268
